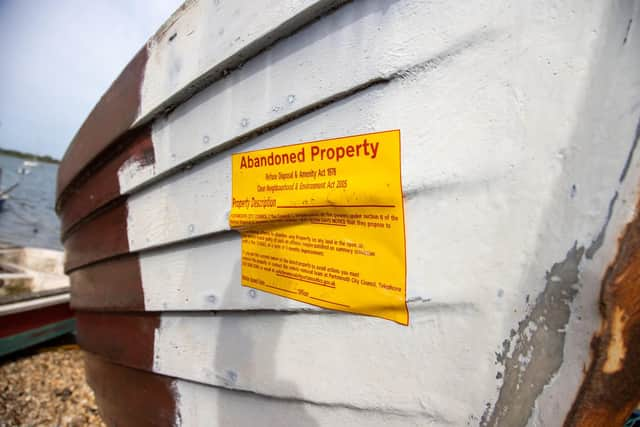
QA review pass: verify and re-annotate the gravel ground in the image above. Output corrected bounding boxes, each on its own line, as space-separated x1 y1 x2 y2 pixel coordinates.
0 347 105 427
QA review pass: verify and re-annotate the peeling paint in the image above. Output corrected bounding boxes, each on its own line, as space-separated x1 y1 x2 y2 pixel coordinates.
565 194 640 426
602 306 628 374
486 244 584 427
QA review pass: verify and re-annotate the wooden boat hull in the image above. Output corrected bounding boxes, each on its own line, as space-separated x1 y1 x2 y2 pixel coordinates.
58 1 640 425
0 247 73 356
0 298 74 357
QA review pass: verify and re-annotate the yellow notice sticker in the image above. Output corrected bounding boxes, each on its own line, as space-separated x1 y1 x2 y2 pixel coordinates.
229 130 407 325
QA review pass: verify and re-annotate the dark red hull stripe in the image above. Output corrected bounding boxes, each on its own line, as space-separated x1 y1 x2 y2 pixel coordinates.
59 127 153 237
0 303 73 338
76 311 158 370
85 353 176 427
70 255 144 311
64 202 129 272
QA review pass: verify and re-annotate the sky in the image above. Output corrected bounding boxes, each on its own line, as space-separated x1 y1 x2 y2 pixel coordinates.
0 0 183 159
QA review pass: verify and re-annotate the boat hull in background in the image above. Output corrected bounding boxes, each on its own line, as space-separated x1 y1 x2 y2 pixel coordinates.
0 247 72 356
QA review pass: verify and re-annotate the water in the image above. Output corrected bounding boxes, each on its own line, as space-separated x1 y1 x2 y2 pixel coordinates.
0 154 61 250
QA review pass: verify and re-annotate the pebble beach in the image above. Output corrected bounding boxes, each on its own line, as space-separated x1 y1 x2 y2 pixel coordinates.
0 347 105 426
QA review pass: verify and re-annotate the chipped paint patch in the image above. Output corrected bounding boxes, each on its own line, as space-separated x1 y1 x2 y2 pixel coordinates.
486 244 584 427
602 306 628 374
118 148 156 192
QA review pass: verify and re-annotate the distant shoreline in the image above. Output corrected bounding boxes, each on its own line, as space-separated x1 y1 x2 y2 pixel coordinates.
0 148 59 164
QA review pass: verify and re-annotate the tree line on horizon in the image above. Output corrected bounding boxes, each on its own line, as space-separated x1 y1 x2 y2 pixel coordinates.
0 147 59 164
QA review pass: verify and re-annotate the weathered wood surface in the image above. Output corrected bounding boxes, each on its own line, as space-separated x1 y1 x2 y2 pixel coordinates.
58 0 640 425
564 197 640 427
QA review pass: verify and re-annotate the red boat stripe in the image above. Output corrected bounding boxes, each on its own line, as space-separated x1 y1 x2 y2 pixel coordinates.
0 303 73 338
64 202 130 273
59 127 153 237
70 254 144 311
85 353 177 426
76 311 158 370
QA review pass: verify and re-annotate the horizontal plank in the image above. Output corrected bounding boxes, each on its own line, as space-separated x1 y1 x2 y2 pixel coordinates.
86 352 440 427
64 202 129 271
0 302 73 338
76 312 158 370
70 256 144 311
77 307 502 423
57 0 350 201
85 353 177 427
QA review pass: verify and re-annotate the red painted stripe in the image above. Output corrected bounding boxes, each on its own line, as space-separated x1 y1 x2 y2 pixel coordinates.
59 127 153 236
85 353 176 427
64 202 129 272
70 255 144 311
76 311 158 370
0 303 73 338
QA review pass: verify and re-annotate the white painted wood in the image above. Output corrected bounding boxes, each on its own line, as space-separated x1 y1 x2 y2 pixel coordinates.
0 273 32 280
137 0 348 125
119 0 503 192
141 233 316 311
173 376 438 426
157 306 496 426
0 293 70 316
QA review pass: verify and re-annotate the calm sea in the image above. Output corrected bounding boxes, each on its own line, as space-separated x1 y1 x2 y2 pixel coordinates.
0 154 61 250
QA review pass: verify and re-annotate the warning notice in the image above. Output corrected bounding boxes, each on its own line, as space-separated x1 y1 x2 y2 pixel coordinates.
229 130 408 325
